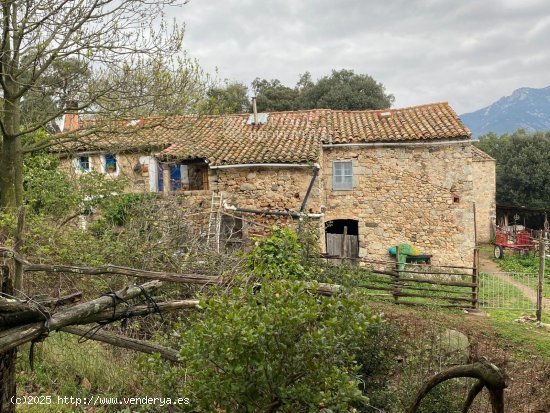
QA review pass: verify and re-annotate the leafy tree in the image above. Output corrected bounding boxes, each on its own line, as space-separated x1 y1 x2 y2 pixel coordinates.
138 228 400 412
20 58 92 134
252 78 299 112
0 0 192 408
247 227 309 280
475 130 550 208
204 81 250 114
97 56 209 118
250 70 394 112
297 69 394 110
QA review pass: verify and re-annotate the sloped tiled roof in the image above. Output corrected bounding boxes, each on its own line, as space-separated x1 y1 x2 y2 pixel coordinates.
471 146 495 162
56 103 471 166
320 103 470 144
159 111 321 165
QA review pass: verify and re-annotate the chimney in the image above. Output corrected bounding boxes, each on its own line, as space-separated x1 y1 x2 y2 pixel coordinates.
252 96 258 125
63 101 80 132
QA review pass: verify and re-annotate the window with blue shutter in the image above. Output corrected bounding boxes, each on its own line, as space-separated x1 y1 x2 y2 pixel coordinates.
104 154 117 173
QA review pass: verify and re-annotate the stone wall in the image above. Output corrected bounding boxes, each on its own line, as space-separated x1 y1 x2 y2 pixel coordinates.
472 158 496 243
59 152 155 192
59 145 484 267
215 167 323 237
216 167 321 212
320 143 476 267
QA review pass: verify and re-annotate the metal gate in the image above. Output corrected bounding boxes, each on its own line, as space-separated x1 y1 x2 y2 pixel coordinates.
479 271 539 310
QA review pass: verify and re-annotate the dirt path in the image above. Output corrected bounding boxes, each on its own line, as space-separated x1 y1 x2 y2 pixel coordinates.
478 249 550 308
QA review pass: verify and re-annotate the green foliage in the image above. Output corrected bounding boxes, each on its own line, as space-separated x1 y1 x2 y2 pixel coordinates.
17 333 142 413
497 253 549 275
204 81 250 114
297 69 394 111
24 151 125 219
20 57 91 134
138 229 401 412
176 281 384 412
252 69 394 112
475 130 550 208
252 78 300 112
99 55 211 118
24 153 78 216
247 227 309 280
100 193 160 227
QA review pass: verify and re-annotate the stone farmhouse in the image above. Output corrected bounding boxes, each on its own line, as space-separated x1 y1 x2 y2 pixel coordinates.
58 102 496 267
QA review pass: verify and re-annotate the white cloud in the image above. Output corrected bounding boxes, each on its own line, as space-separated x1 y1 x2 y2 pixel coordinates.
175 0 550 113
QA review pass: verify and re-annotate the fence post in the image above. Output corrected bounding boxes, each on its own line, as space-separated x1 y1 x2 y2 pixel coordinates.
472 248 479 309
537 237 545 323
393 245 400 303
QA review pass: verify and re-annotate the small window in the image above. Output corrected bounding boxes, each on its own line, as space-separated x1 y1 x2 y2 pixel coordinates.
78 156 91 172
333 160 353 191
104 154 117 174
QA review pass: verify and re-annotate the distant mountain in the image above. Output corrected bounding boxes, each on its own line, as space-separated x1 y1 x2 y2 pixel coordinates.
460 85 550 137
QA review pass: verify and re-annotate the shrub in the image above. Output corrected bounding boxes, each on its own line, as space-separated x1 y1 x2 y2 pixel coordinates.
247 227 310 280
176 281 383 412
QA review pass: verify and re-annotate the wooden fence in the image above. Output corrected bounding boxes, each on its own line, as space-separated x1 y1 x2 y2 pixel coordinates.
323 249 480 309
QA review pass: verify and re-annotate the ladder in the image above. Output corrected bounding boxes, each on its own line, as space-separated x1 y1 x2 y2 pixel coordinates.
207 192 223 252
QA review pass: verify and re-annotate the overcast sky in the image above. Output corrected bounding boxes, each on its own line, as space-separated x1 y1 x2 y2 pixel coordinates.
170 0 550 114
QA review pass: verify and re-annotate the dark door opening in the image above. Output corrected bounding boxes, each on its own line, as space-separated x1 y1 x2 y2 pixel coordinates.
325 219 359 259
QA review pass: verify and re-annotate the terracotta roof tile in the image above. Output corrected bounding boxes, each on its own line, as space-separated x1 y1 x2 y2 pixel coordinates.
57 103 470 166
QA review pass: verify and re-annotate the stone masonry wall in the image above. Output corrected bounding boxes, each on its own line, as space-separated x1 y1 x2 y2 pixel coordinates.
320 143 476 267
215 167 323 237
60 153 153 192
472 159 496 243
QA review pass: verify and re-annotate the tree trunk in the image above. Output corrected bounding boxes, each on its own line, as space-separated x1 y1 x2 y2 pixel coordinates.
0 265 16 413
0 94 24 413
0 348 17 413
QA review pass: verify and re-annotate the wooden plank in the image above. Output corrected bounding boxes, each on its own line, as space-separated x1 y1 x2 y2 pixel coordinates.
397 285 472 295
395 269 473 276
358 285 394 292
398 277 477 288
326 233 342 257
61 326 180 363
393 291 476 303
341 226 347 258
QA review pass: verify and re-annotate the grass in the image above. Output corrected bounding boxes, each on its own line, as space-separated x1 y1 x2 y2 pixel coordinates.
478 272 536 310
497 253 550 298
16 332 144 413
483 308 550 361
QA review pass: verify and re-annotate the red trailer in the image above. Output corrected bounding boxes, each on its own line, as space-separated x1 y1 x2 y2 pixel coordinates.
493 230 535 259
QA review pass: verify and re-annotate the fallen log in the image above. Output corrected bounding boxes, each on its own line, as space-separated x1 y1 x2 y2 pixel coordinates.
76 299 200 325
0 300 48 328
37 291 83 307
60 326 180 363
0 280 162 353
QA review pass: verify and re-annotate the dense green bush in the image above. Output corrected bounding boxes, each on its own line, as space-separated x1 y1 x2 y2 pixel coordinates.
137 228 401 412
178 281 378 412
247 227 311 280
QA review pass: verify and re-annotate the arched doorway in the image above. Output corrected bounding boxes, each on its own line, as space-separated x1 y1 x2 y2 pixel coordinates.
325 219 359 259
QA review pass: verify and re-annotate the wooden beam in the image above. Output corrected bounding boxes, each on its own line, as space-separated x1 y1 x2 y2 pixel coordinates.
76 300 200 325
60 326 180 363
21 263 222 286
0 280 162 353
